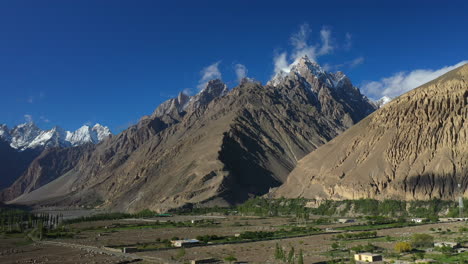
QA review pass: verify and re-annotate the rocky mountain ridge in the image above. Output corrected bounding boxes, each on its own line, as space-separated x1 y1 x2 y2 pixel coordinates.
272 63 468 201
0 123 112 151
3 56 376 212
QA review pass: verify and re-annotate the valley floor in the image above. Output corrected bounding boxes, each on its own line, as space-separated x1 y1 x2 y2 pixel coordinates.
1 212 466 264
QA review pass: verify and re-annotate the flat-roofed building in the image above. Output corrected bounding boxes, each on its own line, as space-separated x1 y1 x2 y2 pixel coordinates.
172 239 201 247
354 253 383 263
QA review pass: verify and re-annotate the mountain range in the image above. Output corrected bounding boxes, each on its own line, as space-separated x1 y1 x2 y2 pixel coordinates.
0 123 111 190
1 57 466 212
272 63 468 201
0 123 111 150
1 56 376 211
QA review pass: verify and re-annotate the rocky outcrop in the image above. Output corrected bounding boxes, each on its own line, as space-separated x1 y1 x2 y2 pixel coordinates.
273 64 468 201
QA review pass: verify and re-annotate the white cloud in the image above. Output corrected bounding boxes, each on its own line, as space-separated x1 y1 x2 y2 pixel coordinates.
290 23 318 62
234 64 248 82
273 24 335 75
362 61 468 99
349 57 364 68
344 32 352 50
24 114 33 123
318 28 333 56
328 56 365 71
273 52 290 74
182 88 194 96
39 116 50 123
197 61 222 90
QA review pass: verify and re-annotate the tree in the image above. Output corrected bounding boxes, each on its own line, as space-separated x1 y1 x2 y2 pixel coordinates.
395 242 412 253
297 249 304 264
287 246 295 263
331 242 340 250
414 251 425 259
411 233 434 248
224 255 237 264
275 243 285 260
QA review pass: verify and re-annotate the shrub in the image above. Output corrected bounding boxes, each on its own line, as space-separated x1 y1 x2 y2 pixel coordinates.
411 233 434 248
395 242 412 253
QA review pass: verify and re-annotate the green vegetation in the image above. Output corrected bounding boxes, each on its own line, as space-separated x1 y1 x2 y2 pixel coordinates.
63 210 170 224
411 233 434 248
425 252 468 263
224 255 237 264
334 231 378 240
337 221 414 231
395 241 412 253
350 242 379 253
275 244 304 263
79 219 218 232
196 226 322 244
238 198 309 219
234 197 467 218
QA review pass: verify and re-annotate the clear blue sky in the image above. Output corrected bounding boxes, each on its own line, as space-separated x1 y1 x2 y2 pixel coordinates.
1 0 467 133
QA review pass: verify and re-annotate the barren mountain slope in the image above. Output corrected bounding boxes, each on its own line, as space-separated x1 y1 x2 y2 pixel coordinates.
0 143 95 201
273 64 468 201
7 58 375 212
0 139 41 190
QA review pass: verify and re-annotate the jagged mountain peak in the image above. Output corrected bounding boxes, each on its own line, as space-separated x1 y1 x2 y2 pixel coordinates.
152 79 229 119
373 96 393 108
268 55 350 90
272 63 468 201
66 124 112 146
1 122 111 151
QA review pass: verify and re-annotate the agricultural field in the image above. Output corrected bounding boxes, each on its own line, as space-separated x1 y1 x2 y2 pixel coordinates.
1 199 467 263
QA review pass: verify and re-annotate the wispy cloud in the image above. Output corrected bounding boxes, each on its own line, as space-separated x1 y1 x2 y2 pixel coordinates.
273 23 335 75
344 32 352 50
182 88 194 96
273 52 290 74
325 56 365 72
24 114 33 123
26 91 45 104
39 116 50 123
318 27 333 56
234 64 248 82
197 61 222 90
349 57 364 68
362 61 468 99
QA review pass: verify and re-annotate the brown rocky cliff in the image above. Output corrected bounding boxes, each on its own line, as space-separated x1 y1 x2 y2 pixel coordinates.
273 64 468 201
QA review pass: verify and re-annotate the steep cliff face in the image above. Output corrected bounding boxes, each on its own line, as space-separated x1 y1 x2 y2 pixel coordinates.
6 59 375 212
273 64 468 201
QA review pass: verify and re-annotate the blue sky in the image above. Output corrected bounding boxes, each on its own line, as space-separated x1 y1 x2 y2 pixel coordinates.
1 0 467 133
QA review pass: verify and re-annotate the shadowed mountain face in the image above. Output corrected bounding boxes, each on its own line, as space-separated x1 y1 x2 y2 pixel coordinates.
0 139 41 190
273 64 468 201
3 57 376 212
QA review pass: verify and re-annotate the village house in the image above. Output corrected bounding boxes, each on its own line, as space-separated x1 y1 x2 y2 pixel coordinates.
337 218 355 224
171 239 201 247
410 218 425 223
354 252 383 263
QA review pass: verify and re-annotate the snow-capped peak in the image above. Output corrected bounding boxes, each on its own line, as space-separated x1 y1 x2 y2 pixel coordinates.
268 55 349 90
0 124 11 141
92 124 112 142
373 96 393 108
1 122 112 151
